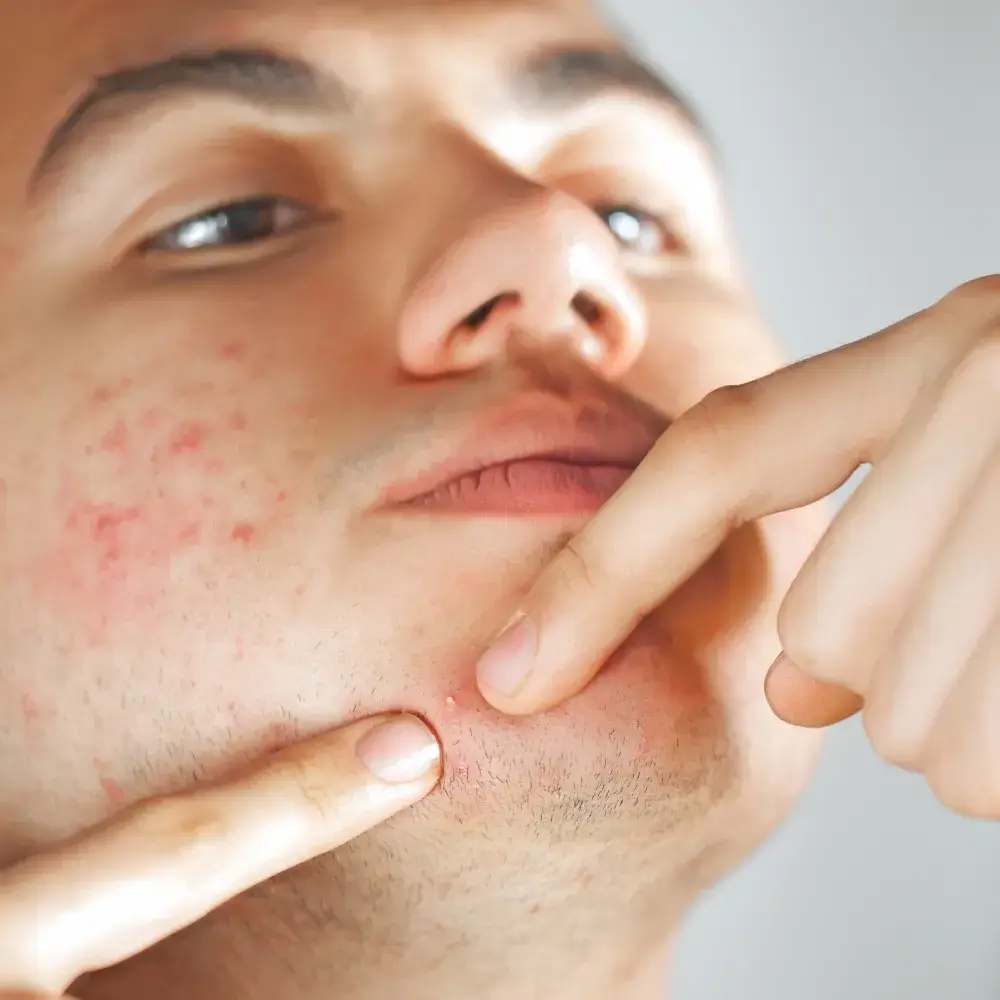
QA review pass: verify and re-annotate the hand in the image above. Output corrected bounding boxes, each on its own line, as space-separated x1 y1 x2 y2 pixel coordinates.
0 713 441 998
474 275 1000 819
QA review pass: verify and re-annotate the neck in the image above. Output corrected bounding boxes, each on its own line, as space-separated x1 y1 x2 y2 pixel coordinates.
76 835 684 1000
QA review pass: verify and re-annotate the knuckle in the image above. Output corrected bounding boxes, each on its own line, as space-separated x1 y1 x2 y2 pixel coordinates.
676 383 758 514
942 327 1000 400
558 535 605 598
924 761 999 820
267 751 336 823
861 699 922 770
690 384 758 452
943 274 1000 308
775 604 841 685
130 793 228 853
698 381 757 417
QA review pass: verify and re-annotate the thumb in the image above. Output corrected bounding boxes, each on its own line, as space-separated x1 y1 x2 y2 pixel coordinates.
765 653 864 727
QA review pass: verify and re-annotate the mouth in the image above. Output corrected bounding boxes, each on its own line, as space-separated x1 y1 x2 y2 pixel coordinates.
377 396 660 516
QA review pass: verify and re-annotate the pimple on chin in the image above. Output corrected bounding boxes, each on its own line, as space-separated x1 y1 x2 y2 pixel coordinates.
99 775 126 808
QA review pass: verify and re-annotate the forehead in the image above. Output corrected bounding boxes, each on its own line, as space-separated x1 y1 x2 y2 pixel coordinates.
1 0 612 184
7 0 609 85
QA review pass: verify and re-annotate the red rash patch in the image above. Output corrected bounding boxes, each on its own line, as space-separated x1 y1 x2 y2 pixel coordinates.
100 420 130 453
231 522 256 544
88 378 133 409
100 776 126 807
220 341 246 361
30 487 206 644
169 422 209 454
177 523 201 545
66 503 143 571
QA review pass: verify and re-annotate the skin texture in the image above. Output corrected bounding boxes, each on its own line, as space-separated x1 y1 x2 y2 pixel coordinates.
0 1 830 998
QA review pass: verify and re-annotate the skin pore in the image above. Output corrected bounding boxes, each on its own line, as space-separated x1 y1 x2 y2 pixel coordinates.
0 1 830 998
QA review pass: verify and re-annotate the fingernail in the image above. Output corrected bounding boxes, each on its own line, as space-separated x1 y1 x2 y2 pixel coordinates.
356 715 441 783
476 612 538 697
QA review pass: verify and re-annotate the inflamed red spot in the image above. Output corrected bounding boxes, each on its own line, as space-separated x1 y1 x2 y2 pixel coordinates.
220 341 246 361
232 522 256 544
169 422 209 454
100 420 130 453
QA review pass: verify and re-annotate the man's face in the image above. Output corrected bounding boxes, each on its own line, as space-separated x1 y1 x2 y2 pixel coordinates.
0 0 826 984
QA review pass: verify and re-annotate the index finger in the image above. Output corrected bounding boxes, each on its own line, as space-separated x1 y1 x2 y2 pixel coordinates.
474 288 979 715
0 713 441 996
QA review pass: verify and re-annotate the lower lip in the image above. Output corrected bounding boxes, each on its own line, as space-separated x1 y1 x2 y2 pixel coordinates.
394 459 635 515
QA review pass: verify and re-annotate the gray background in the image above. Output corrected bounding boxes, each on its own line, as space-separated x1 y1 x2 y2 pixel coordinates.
600 1 1000 998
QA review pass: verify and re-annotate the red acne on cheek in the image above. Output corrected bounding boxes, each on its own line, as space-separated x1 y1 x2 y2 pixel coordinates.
20 693 41 721
64 504 142 570
230 412 248 432
232 523 256 544
169 421 209 454
100 420 130 454
176 522 201 545
220 341 247 361
33 486 206 641
88 378 134 409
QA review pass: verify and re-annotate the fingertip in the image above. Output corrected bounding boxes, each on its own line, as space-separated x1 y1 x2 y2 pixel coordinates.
474 612 538 703
354 713 442 787
765 653 864 728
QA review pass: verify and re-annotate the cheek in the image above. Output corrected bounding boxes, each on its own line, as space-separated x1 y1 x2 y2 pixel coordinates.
12 372 296 645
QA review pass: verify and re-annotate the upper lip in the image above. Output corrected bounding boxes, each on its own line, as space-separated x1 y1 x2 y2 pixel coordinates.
378 393 663 507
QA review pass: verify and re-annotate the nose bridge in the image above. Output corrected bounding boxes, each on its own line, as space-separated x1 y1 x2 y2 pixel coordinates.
396 153 647 381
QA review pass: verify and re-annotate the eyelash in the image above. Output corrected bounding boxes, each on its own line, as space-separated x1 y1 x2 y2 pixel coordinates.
139 196 686 259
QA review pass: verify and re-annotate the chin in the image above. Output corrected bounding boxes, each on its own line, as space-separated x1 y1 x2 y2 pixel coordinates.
348 509 826 857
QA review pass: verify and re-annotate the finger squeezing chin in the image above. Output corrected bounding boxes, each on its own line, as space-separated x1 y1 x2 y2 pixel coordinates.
765 653 864 728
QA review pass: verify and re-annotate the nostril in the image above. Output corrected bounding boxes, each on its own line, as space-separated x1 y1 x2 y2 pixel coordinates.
461 292 517 330
571 291 605 328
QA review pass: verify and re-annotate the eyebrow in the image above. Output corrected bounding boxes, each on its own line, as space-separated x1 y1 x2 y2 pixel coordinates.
513 47 707 137
31 49 350 188
31 44 705 190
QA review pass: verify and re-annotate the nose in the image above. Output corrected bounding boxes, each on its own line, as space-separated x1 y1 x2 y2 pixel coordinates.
397 187 647 380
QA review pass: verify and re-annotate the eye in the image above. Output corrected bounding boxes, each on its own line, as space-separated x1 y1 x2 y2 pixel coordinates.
593 204 686 256
141 197 314 254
